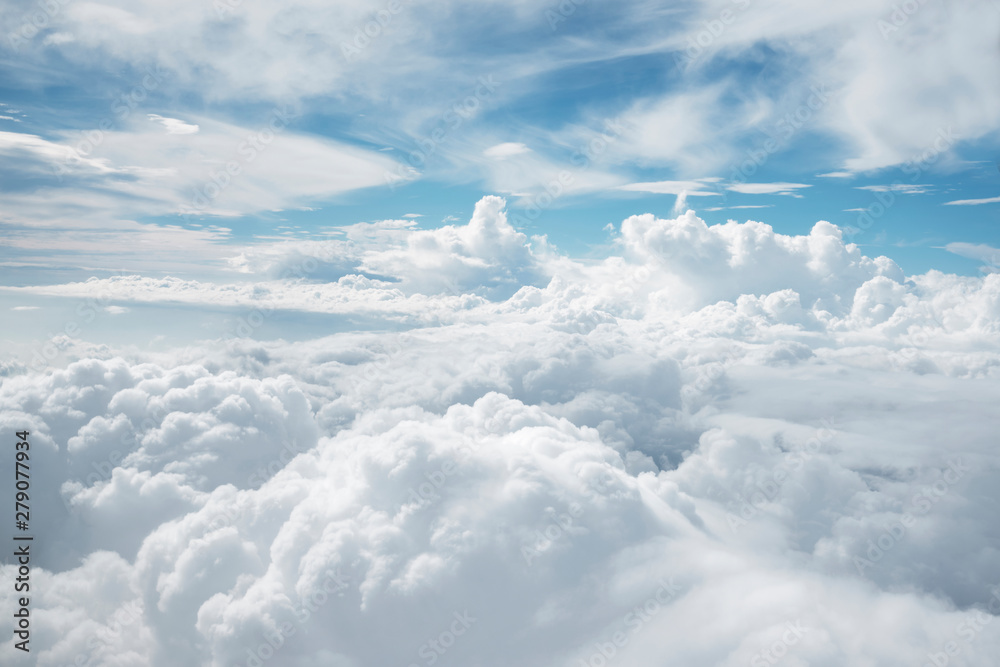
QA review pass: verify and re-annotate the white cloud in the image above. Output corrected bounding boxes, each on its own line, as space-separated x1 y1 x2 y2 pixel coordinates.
944 196 1000 206
1 0 995 185
4 213 1000 663
483 142 531 159
147 114 199 135
42 32 75 46
726 182 812 195
0 118 408 276
4 197 550 306
703 204 775 212
0 117 403 222
817 171 854 178
618 180 721 196
856 184 932 195
944 242 1000 271
611 85 748 174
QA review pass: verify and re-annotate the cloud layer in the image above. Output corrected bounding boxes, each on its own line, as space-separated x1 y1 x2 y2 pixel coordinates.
2 198 1000 665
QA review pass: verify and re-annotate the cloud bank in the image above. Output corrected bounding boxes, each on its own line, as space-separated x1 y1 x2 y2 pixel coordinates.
2 198 1000 666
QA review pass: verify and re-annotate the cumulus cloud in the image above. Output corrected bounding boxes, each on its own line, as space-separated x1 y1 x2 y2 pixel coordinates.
3 198 1000 666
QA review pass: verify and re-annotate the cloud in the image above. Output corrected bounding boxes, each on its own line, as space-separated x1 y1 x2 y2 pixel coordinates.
0 117 409 276
5 197 549 305
4 198 1000 665
944 196 1000 206
1 0 996 190
611 85 749 174
483 142 531 159
944 242 1000 271
703 205 775 212
856 184 932 195
725 182 812 196
617 179 721 196
817 171 854 178
0 116 403 222
147 114 199 135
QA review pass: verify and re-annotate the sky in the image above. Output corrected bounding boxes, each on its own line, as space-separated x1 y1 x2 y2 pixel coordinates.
2 1 1000 666
1 0 999 287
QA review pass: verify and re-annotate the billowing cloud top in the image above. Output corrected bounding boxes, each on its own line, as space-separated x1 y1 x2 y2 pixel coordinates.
2 197 1000 665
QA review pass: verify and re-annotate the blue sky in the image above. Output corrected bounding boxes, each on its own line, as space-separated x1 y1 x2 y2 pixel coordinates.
1 0 999 286
6 4 1000 665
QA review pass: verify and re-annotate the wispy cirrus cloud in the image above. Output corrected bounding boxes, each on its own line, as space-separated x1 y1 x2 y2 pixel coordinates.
944 195 1000 206
856 184 933 195
618 178 722 197
483 142 531 159
703 204 774 212
146 114 199 135
725 182 812 196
